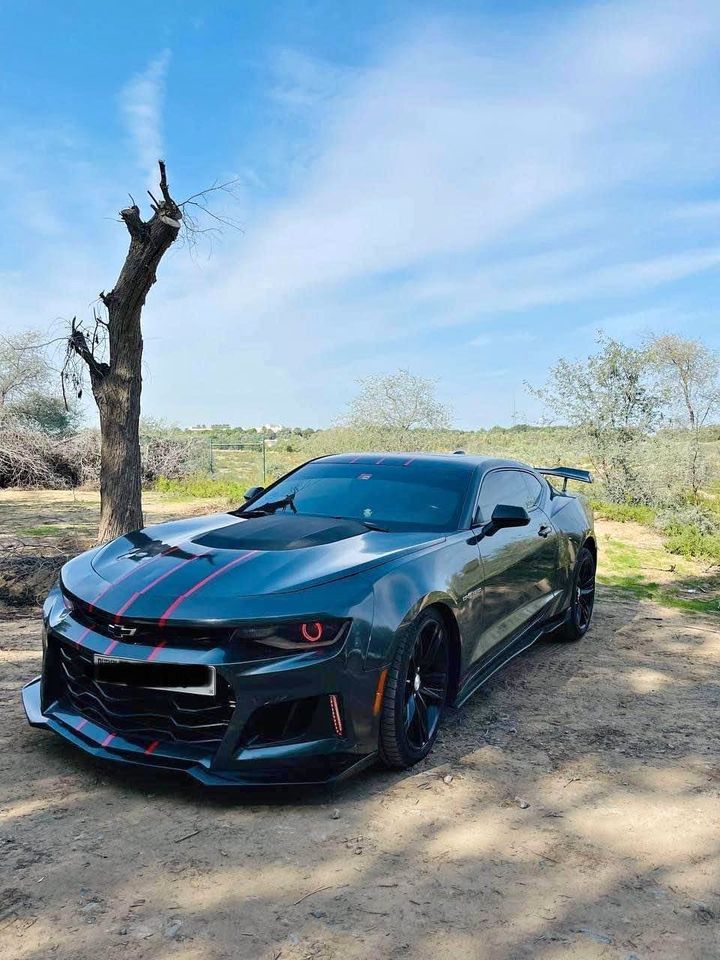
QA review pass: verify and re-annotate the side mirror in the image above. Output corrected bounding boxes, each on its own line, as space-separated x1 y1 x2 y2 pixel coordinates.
243 485 265 502
485 503 530 535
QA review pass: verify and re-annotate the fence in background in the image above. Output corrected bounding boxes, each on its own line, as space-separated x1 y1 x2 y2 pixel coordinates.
209 438 267 482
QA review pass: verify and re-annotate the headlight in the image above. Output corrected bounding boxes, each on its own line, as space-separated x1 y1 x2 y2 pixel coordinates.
232 619 349 651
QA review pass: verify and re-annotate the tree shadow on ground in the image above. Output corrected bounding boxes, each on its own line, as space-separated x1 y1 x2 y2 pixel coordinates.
2 591 719 959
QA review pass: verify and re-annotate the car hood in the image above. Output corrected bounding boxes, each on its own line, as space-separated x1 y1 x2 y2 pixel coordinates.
61 512 444 622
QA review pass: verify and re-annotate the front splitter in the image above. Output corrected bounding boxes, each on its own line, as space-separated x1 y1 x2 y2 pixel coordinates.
21 677 377 789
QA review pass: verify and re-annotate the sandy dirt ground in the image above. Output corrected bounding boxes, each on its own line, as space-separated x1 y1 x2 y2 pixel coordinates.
1 588 719 960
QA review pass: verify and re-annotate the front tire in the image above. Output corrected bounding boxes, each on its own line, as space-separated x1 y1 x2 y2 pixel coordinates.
379 609 449 769
556 545 596 642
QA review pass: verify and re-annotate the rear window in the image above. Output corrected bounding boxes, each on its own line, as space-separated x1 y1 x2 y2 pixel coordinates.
244 461 472 531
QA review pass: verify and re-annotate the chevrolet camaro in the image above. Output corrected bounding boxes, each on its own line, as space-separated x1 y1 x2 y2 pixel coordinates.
22 453 596 787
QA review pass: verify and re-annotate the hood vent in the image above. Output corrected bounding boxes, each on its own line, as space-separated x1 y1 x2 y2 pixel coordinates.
193 514 369 552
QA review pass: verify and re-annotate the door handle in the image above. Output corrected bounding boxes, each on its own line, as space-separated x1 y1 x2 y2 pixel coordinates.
538 524 552 538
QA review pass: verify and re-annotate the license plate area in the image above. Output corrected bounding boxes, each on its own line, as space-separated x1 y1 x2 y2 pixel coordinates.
93 656 216 697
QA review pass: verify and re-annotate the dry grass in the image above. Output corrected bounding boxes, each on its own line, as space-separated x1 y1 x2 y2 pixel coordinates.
0 490 219 607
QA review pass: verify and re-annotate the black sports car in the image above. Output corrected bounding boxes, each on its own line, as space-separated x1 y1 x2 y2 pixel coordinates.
23 454 596 787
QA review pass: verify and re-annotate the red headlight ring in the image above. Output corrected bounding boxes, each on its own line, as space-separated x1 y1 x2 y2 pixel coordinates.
301 621 324 643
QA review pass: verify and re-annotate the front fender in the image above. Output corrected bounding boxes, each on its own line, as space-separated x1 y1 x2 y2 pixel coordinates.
364 538 472 669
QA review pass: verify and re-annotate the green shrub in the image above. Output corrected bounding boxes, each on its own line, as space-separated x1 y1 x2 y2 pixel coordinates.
656 503 720 535
651 503 720 562
589 499 655 525
663 523 720 562
153 474 247 502
590 497 720 562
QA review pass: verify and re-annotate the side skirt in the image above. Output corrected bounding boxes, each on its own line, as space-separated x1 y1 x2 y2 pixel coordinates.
452 608 570 709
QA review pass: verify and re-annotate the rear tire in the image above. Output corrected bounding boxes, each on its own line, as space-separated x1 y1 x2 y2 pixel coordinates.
379 609 449 769
556 545 596 642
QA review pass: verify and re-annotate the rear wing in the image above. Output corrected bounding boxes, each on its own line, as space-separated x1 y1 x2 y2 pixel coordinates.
536 466 593 492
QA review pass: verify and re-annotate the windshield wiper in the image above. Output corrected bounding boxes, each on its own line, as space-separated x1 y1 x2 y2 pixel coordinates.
241 494 298 517
359 520 389 532
331 516 389 532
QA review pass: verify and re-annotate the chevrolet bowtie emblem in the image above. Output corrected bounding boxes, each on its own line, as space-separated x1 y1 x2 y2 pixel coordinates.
106 623 137 640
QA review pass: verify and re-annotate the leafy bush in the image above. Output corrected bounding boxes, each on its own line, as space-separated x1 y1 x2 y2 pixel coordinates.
153 474 247 502
8 391 82 435
589 498 720 562
655 503 720 536
589 499 656 525
663 523 720 562
299 424 584 465
651 503 720 562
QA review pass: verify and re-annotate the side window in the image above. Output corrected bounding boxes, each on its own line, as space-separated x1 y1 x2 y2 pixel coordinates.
521 472 544 510
476 470 530 521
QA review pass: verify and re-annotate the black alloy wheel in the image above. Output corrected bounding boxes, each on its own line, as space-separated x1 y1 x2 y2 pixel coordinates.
379 609 450 769
557 544 596 641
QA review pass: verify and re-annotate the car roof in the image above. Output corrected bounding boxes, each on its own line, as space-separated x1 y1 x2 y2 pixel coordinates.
317 452 535 475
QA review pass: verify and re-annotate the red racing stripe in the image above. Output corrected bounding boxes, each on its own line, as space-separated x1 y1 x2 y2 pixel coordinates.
75 718 88 731
158 551 259 626
144 740 160 756
101 733 116 747
87 545 179 612
112 554 201 622
103 639 119 656
147 641 166 662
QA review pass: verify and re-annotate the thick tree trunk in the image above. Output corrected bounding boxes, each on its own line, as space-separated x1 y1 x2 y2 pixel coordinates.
70 161 181 543
95 309 144 541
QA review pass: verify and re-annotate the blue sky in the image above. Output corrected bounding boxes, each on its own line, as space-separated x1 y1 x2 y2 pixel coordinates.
2 0 720 429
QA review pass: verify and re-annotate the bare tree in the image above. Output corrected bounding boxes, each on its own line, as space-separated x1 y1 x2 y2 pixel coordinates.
647 334 720 497
65 160 183 542
344 369 451 432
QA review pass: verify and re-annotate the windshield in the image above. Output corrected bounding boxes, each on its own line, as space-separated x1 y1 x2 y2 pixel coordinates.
242 461 471 532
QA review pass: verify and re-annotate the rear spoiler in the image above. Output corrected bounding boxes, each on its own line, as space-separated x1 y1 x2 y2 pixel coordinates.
536 466 593 492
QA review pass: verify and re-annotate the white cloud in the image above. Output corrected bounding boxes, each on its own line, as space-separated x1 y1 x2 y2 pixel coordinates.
268 48 353 110
3 1 720 428
133 0 720 425
118 50 171 190
171 0 720 342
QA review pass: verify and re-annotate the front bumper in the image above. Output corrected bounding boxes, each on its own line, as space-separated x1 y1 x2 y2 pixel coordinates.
26 587 382 788
22 676 377 787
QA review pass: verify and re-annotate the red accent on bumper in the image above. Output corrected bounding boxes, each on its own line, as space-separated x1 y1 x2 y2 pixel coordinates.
329 694 344 737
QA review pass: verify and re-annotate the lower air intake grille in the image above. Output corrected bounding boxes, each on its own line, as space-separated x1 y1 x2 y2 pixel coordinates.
48 637 234 748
